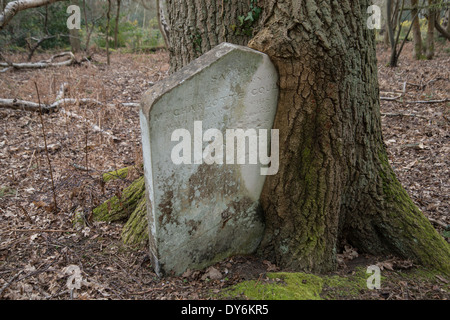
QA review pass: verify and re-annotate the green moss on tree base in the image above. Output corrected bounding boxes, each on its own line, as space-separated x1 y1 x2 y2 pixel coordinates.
93 176 146 222
121 197 149 246
101 165 143 183
377 151 450 275
102 167 132 183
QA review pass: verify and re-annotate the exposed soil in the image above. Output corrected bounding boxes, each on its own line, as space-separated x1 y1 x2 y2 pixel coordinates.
0 41 449 300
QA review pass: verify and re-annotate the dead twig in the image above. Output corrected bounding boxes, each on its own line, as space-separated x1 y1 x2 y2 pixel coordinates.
5 228 77 233
380 97 449 104
127 287 164 295
403 98 449 104
428 217 447 228
381 112 427 119
34 82 58 213
0 270 24 297
406 77 448 90
0 261 57 297
380 94 403 101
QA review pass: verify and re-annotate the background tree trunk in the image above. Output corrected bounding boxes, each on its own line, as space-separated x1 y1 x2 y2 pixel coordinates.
68 0 81 52
447 7 450 34
426 0 435 59
69 28 81 53
114 0 121 49
106 0 111 65
156 0 170 49
411 0 423 59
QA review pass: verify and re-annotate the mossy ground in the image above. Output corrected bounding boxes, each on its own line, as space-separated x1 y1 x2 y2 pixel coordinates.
217 266 449 300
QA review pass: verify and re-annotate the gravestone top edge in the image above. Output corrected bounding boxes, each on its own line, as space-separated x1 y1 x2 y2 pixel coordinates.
140 42 271 117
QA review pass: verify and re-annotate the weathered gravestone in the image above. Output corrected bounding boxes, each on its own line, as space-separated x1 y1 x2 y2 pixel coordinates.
140 42 279 276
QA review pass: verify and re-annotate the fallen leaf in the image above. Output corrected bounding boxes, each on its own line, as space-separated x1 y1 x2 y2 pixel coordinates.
201 267 222 280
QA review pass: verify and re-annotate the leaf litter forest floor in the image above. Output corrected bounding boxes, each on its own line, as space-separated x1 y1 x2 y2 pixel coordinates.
0 42 449 300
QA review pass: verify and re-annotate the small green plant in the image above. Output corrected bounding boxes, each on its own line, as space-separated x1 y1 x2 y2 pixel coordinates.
233 0 262 36
190 29 203 53
0 186 16 198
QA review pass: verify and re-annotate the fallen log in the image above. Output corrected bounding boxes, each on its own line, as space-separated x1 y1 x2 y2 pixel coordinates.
0 98 55 112
0 52 76 70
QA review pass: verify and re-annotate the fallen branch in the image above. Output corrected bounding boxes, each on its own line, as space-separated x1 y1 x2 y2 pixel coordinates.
428 217 447 229
0 0 65 31
380 96 449 104
0 98 55 112
61 109 120 141
380 94 403 101
406 77 448 90
0 52 76 70
404 98 449 104
6 228 77 233
26 35 57 61
0 83 122 141
56 83 121 141
0 271 23 297
381 112 427 119
121 102 140 107
435 19 450 41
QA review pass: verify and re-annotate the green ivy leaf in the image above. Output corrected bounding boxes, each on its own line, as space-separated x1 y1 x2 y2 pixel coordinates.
245 12 254 22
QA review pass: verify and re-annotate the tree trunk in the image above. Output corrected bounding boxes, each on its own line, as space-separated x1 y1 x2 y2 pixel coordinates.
69 28 81 53
156 0 170 49
166 0 256 72
426 0 435 60
411 0 423 59
447 8 450 35
106 0 112 65
385 0 396 47
114 0 121 49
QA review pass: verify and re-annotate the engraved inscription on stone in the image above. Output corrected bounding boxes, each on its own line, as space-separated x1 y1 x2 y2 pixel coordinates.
140 43 279 276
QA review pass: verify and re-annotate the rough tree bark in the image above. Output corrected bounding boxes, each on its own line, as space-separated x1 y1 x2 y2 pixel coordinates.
95 0 450 274
166 0 256 72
